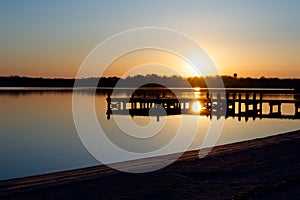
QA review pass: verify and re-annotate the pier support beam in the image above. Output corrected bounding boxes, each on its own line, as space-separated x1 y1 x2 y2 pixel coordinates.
295 102 300 116
106 93 112 120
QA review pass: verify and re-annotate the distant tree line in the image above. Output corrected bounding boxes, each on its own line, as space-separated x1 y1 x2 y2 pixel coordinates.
0 75 299 89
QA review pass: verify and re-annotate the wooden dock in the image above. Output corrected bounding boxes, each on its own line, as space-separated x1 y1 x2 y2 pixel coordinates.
106 90 300 121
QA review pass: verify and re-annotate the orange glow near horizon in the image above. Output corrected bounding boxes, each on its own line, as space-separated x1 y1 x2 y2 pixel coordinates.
0 38 299 79
102 49 199 78
1 41 299 79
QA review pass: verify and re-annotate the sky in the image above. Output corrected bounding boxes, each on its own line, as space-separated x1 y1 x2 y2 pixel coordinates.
0 0 299 78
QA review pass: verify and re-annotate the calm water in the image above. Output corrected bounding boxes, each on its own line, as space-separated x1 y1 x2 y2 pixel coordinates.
0 88 299 180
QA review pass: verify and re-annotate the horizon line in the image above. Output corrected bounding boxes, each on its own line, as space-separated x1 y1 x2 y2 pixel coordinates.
1 74 300 80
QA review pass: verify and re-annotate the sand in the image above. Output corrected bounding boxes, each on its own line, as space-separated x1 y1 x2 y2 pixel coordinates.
1 129 300 199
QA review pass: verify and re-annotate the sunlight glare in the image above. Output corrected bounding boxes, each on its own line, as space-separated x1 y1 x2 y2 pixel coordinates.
192 101 202 113
194 87 201 92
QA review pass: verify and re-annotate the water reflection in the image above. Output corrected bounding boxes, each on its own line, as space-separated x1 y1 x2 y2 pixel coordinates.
0 88 299 180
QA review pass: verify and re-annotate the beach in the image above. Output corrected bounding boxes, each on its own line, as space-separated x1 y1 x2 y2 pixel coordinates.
1 129 300 199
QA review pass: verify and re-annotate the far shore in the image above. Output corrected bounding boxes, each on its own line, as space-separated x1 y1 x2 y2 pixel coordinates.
1 129 300 199
1 75 300 89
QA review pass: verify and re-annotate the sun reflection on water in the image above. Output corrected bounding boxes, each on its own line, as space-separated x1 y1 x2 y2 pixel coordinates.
192 101 202 113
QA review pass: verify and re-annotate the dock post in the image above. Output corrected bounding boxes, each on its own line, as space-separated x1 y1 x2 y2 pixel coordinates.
232 92 236 115
278 103 282 114
252 93 257 120
276 103 281 115
106 93 112 120
106 93 111 107
270 103 273 114
238 93 242 121
259 93 263 116
245 93 249 113
253 93 257 112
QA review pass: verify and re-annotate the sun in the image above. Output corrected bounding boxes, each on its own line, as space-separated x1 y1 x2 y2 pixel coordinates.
192 101 202 113
194 87 201 92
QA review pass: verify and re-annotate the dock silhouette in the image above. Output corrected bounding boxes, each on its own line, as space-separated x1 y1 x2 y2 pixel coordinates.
106 89 300 121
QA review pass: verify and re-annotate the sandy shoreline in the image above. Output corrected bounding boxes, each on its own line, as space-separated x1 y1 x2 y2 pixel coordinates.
1 129 300 199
